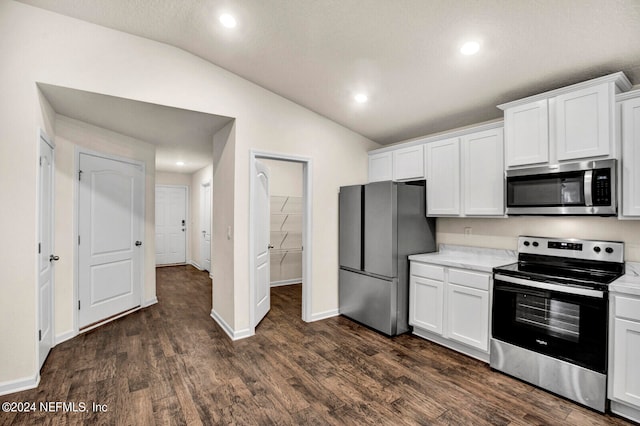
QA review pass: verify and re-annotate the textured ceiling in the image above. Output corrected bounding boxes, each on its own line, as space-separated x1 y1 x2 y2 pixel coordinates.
39 84 232 173
20 0 640 145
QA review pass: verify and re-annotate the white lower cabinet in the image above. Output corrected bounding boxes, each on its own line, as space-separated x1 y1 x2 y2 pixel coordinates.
609 293 640 423
409 261 491 362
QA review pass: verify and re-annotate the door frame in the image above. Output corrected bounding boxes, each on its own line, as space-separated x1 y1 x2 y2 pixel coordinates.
73 147 146 334
155 184 189 266
36 128 55 372
249 150 313 334
200 180 212 272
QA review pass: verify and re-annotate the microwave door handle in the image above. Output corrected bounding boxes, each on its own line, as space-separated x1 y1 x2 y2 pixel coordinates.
584 170 593 206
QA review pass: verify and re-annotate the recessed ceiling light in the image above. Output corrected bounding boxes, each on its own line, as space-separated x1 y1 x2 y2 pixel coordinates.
460 41 480 55
219 13 237 28
354 93 368 103
176 161 185 166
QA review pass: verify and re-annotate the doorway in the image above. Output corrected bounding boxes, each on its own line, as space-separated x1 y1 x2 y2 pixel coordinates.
249 150 312 334
155 185 187 265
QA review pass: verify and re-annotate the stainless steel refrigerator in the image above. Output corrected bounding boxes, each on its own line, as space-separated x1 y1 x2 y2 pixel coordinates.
338 180 436 336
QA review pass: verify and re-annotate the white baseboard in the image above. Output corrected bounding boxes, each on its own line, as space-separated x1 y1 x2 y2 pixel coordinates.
210 309 252 341
310 308 340 322
0 374 40 396
611 400 640 424
55 330 75 345
143 297 158 307
189 260 202 270
270 278 302 287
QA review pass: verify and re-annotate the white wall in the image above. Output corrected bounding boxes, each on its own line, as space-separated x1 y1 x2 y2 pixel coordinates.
437 217 640 261
53 115 157 337
0 2 377 387
262 159 303 197
156 171 191 186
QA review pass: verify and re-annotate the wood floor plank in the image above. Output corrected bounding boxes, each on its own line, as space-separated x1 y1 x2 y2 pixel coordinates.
0 265 633 425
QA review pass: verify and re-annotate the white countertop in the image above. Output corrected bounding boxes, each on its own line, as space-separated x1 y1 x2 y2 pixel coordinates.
611 261 640 297
408 244 517 273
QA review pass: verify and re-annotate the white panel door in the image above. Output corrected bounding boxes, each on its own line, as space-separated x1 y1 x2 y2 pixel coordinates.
155 186 186 265
463 128 504 216
504 99 549 167
556 83 610 161
409 275 444 335
254 161 271 326
38 134 55 369
426 138 460 216
621 97 640 216
78 153 143 328
200 182 211 272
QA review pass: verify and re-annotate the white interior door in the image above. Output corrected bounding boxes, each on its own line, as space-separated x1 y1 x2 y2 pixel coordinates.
155 186 186 265
38 133 55 369
200 182 211 272
254 160 271 326
78 153 143 328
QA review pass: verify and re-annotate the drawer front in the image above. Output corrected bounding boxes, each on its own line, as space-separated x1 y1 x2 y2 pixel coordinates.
448 268 490 291
615 295 640 322
411 262 444 281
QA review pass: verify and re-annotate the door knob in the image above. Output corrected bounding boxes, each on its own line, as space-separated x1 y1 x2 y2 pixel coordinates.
49 255 60 262
135 241 142 246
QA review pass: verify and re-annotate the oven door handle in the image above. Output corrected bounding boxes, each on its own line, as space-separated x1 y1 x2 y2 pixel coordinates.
494 274 605 298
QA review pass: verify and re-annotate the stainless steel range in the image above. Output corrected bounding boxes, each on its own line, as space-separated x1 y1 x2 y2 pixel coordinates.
491 236 625 412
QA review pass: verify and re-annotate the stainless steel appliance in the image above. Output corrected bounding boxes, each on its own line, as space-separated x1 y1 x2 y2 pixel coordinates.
491 236 625 412
506 159 616 216
339 180 436 336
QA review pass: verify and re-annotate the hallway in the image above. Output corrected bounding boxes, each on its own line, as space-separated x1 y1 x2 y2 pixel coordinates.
1 266 630 425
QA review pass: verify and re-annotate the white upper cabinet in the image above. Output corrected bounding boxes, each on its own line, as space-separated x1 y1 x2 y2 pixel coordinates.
556 83 610 161
500 72 631 168
620 93 640 217
504 99 549 167
392 144 425 181
368 152 392 182
426 137 460 216
462 128 504 216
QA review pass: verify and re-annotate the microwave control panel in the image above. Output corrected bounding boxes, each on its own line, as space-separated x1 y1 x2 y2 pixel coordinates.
592 169 611 206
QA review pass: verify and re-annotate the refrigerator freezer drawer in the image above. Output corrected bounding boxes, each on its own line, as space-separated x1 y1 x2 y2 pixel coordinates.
339 269 402 336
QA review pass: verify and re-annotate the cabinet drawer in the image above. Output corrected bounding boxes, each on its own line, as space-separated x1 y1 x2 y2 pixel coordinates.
615 295 640 322
411 262 444 281
448 269 490 291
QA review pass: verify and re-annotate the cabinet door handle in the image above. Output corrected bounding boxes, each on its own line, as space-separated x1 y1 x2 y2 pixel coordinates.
135 241 142 246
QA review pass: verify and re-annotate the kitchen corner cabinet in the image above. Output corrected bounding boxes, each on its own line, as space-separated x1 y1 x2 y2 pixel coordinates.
425 138 460 215
620 94 640 217
609 293 640 423
409 261 491 362
368 152 393 182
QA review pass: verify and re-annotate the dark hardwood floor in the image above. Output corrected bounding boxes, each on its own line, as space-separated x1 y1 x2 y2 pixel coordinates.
1 265 632 425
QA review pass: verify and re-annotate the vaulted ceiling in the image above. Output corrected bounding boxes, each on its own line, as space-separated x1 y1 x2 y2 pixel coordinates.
20 0 640 145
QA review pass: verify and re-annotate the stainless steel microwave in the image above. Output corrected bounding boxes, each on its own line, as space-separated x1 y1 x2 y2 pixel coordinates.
506 159 616 216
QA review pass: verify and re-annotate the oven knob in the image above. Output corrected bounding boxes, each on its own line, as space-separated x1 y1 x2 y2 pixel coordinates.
606 247 614 254
523 241 530 247
532 241 539 247
594 246 601 253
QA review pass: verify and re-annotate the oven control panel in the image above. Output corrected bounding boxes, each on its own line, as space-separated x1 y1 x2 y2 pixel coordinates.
518 236 624 263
